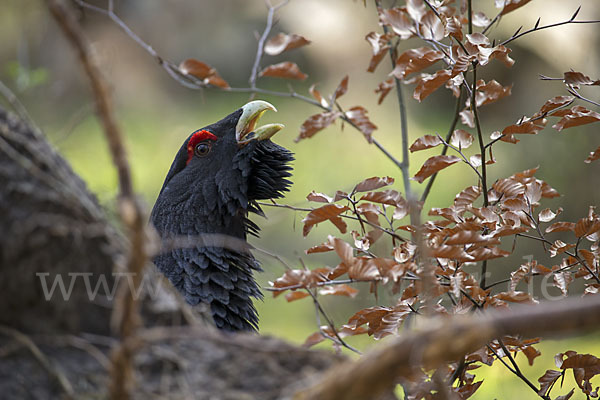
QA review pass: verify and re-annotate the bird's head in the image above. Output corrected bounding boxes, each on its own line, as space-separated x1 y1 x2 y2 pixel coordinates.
152 100 293 229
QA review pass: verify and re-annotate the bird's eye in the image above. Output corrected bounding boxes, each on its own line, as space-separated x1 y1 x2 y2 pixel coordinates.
195 141 212 157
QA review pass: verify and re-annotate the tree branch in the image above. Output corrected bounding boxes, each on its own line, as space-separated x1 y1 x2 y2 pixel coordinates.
293 294 600 400
46 1 147 399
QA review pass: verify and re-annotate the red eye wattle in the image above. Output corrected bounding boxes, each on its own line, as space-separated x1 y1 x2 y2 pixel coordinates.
186 130 217 164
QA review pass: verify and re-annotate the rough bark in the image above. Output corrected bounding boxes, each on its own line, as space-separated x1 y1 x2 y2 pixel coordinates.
0 106 121 335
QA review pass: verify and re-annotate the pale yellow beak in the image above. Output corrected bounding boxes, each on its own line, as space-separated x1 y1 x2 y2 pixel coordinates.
235 100 284 144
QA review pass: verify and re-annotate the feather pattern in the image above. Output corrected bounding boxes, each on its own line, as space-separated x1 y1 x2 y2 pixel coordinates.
151 106 293 331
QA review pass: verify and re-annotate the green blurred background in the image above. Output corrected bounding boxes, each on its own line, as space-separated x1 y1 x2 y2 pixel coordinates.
1 0 600 398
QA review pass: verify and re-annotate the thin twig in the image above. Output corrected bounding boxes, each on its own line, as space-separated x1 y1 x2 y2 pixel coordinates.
305 287 362 355
379 12 413 201
0 326 75 398
249 1 289 89
497 339 544 397
470 69 488 206
500 7 600 47
46 1 147 399
566 86 600 107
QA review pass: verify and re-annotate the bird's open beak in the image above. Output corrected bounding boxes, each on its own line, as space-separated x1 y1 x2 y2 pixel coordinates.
235 100 284 144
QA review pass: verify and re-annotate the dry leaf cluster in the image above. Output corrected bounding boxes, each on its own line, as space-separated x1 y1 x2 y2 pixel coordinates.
254 1 600 398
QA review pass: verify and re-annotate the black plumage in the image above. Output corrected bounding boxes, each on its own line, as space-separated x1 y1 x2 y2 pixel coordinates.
151 101 293 331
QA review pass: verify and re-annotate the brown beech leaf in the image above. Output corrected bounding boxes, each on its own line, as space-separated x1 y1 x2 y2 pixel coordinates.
412 155 461 183
451 54 475 76
179 59 216 79
584 145 600 164
329 236 354 266
346 302 413 339
503 197 527 212
510 262 538 291
379 7 414 40
465 32 514 67
375 78 395 104
431 245 475 262
306 242 334 254
541 181 560 198
309 84 328 108
419 10 444 41
560 353 600 395
409 134 443 152
353 176 395 193
549 240 575 257
563 71 600 86
460 109 475 128
334 190 349 202
491 130 519 144
365 32 392 73
444 16 463 41
179 59 230 88
360 189 406 207
469 246 511 261
296 111 341 142
554 271 573 296
270 267 332 295
445 230 488 245
264 33 311 56
259 61 308 80
579 249 596 269
450 129 474 149
319 284 359 298
545 222 576 233
585 284 600 296
574 217 600 238
493 291 537 304
481 44 515 67
454 185 481 209
552 106 600 131
413 69 452 101
470 154 482 168
348 258 381 281
466 32 490 47
302 204 349 236
472 12 491 27
406 0 427 23
538 369 563 397
446 74 464 98
454 381 483 399
525 181 542 204
493 178 525 198
390 47 445 80
474 79 512 107
539 95 574 115
205 75 230 89
302 332 326 348
539 208 560 223
345 106 377 142
502 120 543 135
285 291 310 302
307 191 333 203
333 75 349 101
497 0 533 15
